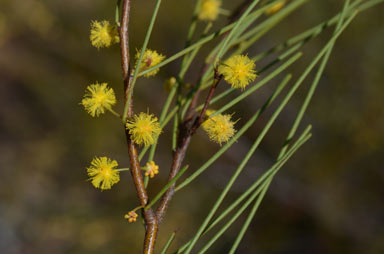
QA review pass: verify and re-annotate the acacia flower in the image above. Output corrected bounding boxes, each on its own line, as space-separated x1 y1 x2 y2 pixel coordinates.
203 114 236 145
265 0 286 15
125 112 162 146
218 55 257 89
198 0 221 21
144 161 159 178
124 211 138 223
90 20 120 49
81 82 116 117
87 157 120 190
135 49 165 77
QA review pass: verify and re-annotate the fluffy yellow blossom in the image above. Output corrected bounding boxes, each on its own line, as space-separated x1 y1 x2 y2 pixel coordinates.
218 55 257 89
124 211 138 223
81 82 116 117
87 157 120 190
90 20 120 49
135 49 165 77
198 0 221 21
265 0 286 15
126 112 162 146
203 114 236 145
144 161 159 178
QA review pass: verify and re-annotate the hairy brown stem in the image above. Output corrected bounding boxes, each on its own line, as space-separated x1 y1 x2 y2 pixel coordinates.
119 1 158 253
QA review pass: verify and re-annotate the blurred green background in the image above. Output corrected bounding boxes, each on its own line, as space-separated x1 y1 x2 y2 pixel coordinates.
0 0 383 253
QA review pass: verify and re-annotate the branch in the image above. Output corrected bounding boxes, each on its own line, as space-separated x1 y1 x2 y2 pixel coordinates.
119 1 158 253
156 69 222 223
155 0 250 224
120 0 131 106
193 69 222 130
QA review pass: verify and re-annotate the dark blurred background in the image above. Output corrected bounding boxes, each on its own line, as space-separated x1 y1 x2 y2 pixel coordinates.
0 0 383 253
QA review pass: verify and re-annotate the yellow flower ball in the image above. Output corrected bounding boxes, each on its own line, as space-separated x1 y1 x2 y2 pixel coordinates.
90 20 120 49
218 55 257 89
126 112 162 146
198 0 221 21
203 113 236 145
135 49 165 77
87 157 120 190
81 82 117 117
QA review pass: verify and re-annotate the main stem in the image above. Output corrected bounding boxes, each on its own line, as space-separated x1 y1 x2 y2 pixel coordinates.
120 1 158 253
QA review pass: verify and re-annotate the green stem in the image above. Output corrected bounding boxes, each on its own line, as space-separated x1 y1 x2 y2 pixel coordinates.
160 231 177 254
122 0 163 123
215 0 262 64
278 0 352 160
108 108 121 118
116 167 130 172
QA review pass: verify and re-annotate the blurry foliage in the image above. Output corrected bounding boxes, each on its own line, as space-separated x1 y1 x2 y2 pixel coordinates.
0 0 383 253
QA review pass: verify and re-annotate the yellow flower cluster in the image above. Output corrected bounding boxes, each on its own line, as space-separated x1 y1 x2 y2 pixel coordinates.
124 211 138 223
87 157 120 190
198 0 221 21
203 112 236 145
81 82 116 117
219 55 257 90
90 20 120 49
126 112 162 146
144 161 159 178
265 0 286 15
135 49 165 77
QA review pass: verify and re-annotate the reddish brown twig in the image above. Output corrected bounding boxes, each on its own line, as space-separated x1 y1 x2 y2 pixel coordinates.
155 0 252 224
183 62 211 122
119 1 158 253
156 69 222 223
193 69 222 131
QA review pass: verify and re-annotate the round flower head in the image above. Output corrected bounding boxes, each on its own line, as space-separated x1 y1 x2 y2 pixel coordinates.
126 112 162 146
124 211 138 223
87 157 120 190
144 161 159 178
81 82 116 117
198 0 221 21
135 49 165 77
203 114 236 145
218 55 257 89
90 20 120 49
265 0 286 15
